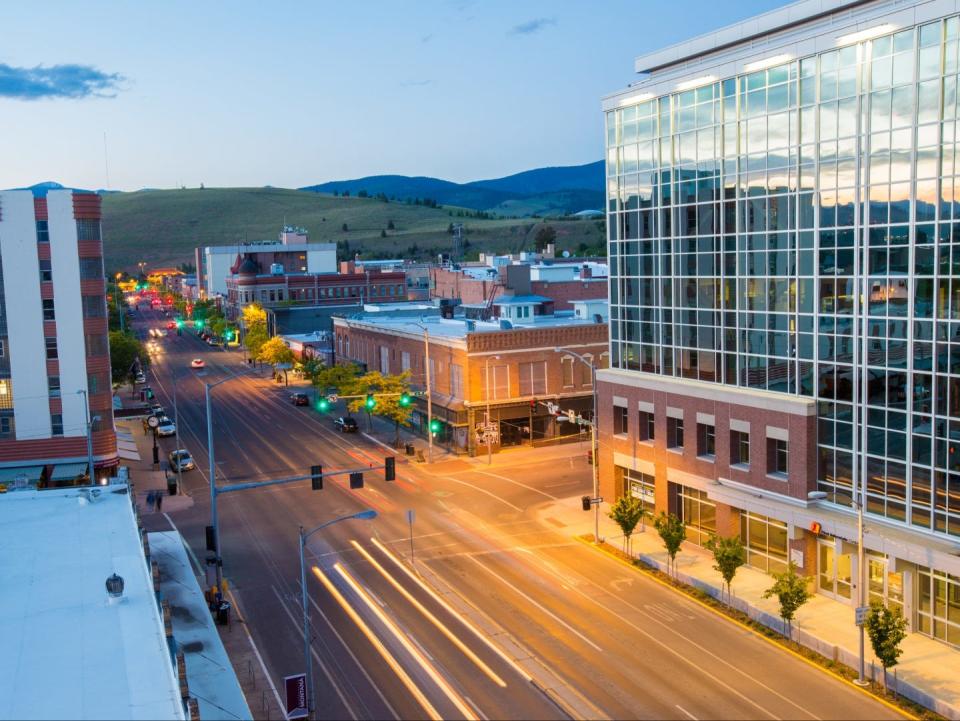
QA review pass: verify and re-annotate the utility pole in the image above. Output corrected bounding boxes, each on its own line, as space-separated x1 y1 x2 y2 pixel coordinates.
416 320 434 463
78 389 95 483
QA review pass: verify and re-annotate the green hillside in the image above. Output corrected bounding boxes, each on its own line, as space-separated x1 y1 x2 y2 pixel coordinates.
101 187 606 272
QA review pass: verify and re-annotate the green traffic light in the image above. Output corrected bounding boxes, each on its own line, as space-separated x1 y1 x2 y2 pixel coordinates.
175 319 184 328
365 394 376 410
430 419 440 433
399 393 411 407
318 397 330 412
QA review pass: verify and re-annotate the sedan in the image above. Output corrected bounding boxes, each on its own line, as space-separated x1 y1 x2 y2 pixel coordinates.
190 358 205 369
334 416 359 433
290 392 309 406
156 418 177 437
168 449 195 472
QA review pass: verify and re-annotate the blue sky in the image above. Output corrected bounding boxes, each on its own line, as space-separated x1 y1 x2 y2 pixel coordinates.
1 0 784 190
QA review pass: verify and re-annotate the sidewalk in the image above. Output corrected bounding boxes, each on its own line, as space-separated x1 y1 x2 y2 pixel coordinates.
116 418 195 515
536 495 960 720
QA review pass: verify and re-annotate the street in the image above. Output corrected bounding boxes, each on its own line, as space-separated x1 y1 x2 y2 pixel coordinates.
135 309 904 721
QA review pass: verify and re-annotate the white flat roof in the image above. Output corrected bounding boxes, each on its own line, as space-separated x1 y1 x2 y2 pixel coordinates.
205 242 335 254
0 486 185 721
335 311 605 341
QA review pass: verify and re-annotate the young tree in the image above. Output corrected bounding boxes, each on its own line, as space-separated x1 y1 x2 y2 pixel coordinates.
864 600 908 692
210 316 227 340
704 535 746 601
762 562 812 640
534 224 557 251
241 302 267 330
109 331 147 385
257 337 295 385
608 495 646 555
244 325 268 365
311 362 362 395
346 370 413 446
653 512 686 577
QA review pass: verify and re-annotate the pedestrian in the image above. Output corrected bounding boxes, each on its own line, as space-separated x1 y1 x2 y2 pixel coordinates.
156 492 163 512
146 490 155 512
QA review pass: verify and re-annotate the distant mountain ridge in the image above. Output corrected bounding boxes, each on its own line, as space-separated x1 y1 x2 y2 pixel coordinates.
299 160 603 216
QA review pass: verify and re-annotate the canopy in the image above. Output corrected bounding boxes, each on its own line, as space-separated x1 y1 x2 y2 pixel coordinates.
49 462 90 481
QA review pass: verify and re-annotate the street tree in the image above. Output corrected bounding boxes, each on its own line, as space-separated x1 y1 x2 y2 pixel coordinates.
762 561 811 640
109 331 148 385
653 512 686 577
241 302 267 330
311 362 362 395
257 337 295 384
864 600 908 693
704 534 746 601
608 495 646 555
346 370 413 446
210 316 227 339
244 325 268 365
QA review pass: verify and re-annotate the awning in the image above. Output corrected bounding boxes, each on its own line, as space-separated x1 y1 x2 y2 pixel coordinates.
117 448 141 461
49 462 90 481
0 466 43 485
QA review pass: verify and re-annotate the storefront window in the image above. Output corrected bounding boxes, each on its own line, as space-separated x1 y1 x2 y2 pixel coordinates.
917 567 960 647
625 468 656 516
740 510 788 573
677 484 716 546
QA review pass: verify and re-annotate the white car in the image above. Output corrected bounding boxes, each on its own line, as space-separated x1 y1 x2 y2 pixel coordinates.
156 418 176 437
190 358 205 369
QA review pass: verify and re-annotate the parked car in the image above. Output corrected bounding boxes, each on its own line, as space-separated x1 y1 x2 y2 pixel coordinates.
156 417 176 437
334 416 359 433
168 449 195 471
290 392 309 406
190 358 205 369
166 321 176 330
135 372 147 384
149 403 164 416
206 337 219 346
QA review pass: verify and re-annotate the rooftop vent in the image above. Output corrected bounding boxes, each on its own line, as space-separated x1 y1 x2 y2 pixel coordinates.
499 319 513 330
105 573 125 599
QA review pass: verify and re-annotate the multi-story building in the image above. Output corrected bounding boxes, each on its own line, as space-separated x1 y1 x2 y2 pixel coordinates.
224 254 406 320
0 189 117 485
333 300 608 454
198 227 336 298
600 0 960 647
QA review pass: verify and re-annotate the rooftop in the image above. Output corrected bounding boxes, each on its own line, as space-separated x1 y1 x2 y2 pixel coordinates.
336 308 606 341
0 486 185 720
206 240 336 254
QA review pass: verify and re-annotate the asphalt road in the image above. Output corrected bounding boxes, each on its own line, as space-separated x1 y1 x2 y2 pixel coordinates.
135 308 905 721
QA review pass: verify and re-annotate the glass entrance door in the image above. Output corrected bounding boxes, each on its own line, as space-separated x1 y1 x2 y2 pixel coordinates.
818 539 853 600
868 556 904 615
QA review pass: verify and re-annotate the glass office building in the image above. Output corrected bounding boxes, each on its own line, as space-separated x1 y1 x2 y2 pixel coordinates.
601 0 960 648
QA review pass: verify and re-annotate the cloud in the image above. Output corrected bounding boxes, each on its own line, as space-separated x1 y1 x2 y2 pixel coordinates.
0 63 125 100
509 17 555 35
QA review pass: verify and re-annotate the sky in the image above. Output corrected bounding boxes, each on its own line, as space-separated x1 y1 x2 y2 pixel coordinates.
1 0 785 191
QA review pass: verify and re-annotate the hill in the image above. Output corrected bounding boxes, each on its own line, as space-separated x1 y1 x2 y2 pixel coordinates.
299 160 603 216
100 187 606 272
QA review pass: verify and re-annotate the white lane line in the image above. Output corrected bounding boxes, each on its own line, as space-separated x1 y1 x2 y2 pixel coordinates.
676 704 698 720
440 476 522 512
473 469 559 501
463 555 603 653
271 585 359 720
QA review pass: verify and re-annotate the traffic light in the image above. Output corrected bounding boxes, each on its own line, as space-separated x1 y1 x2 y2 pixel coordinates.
175 319 184 329
205 525 217 552
317 397 330 413
194 319 204 329
365 394 376 410
429 419 440 434
311 465 323 490
399 393 411 407
225 329 234 341
384 457 396 481
349 472 364 489
581 495 592 512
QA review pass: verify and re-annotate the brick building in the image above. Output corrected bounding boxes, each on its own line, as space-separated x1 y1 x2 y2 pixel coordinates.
0 189 117 485
430 260 608 311
333 306 608 454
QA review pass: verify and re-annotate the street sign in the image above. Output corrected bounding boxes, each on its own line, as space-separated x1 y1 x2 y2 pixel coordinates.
284 673 308 720
406 509 415 524
855 605 869 626
328 394 338 403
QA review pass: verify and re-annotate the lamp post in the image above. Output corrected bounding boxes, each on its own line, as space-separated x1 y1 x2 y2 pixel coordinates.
114 272 124 332
77 389 96 483
484 355 501 465
414 319 434 463
300 510 377 719
555 347 599 543
205 373 242 591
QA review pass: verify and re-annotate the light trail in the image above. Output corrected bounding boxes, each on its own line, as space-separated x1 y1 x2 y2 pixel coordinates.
350 540 507 688
333 562 480 721
310 565 442 721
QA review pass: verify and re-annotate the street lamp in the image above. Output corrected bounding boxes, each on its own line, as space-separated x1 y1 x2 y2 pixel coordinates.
414 319 434 463
205 373 243 592
300 509 377 718
555 347 600 544
484 355 501 465
77 389 97 483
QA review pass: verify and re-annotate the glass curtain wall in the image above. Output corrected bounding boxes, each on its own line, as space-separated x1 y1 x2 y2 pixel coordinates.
606 17 960 540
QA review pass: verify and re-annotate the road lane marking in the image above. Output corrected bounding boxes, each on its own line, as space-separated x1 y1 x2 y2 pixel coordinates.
350 540 507 688
439 476 522 512
676 704 698 720
369 537 534 683
462 555 603 653
331 563 479 721
270 585 359 720
472 469 559 500
311 565 443 721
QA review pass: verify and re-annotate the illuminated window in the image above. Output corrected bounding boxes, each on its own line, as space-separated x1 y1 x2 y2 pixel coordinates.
0 379 12 409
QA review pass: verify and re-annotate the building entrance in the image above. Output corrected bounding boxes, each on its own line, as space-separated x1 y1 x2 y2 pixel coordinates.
818 538 852 601
868 555 905 616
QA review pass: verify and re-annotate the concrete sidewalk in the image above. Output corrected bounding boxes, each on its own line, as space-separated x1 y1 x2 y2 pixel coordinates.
115 418 195 515
536 495 960 720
